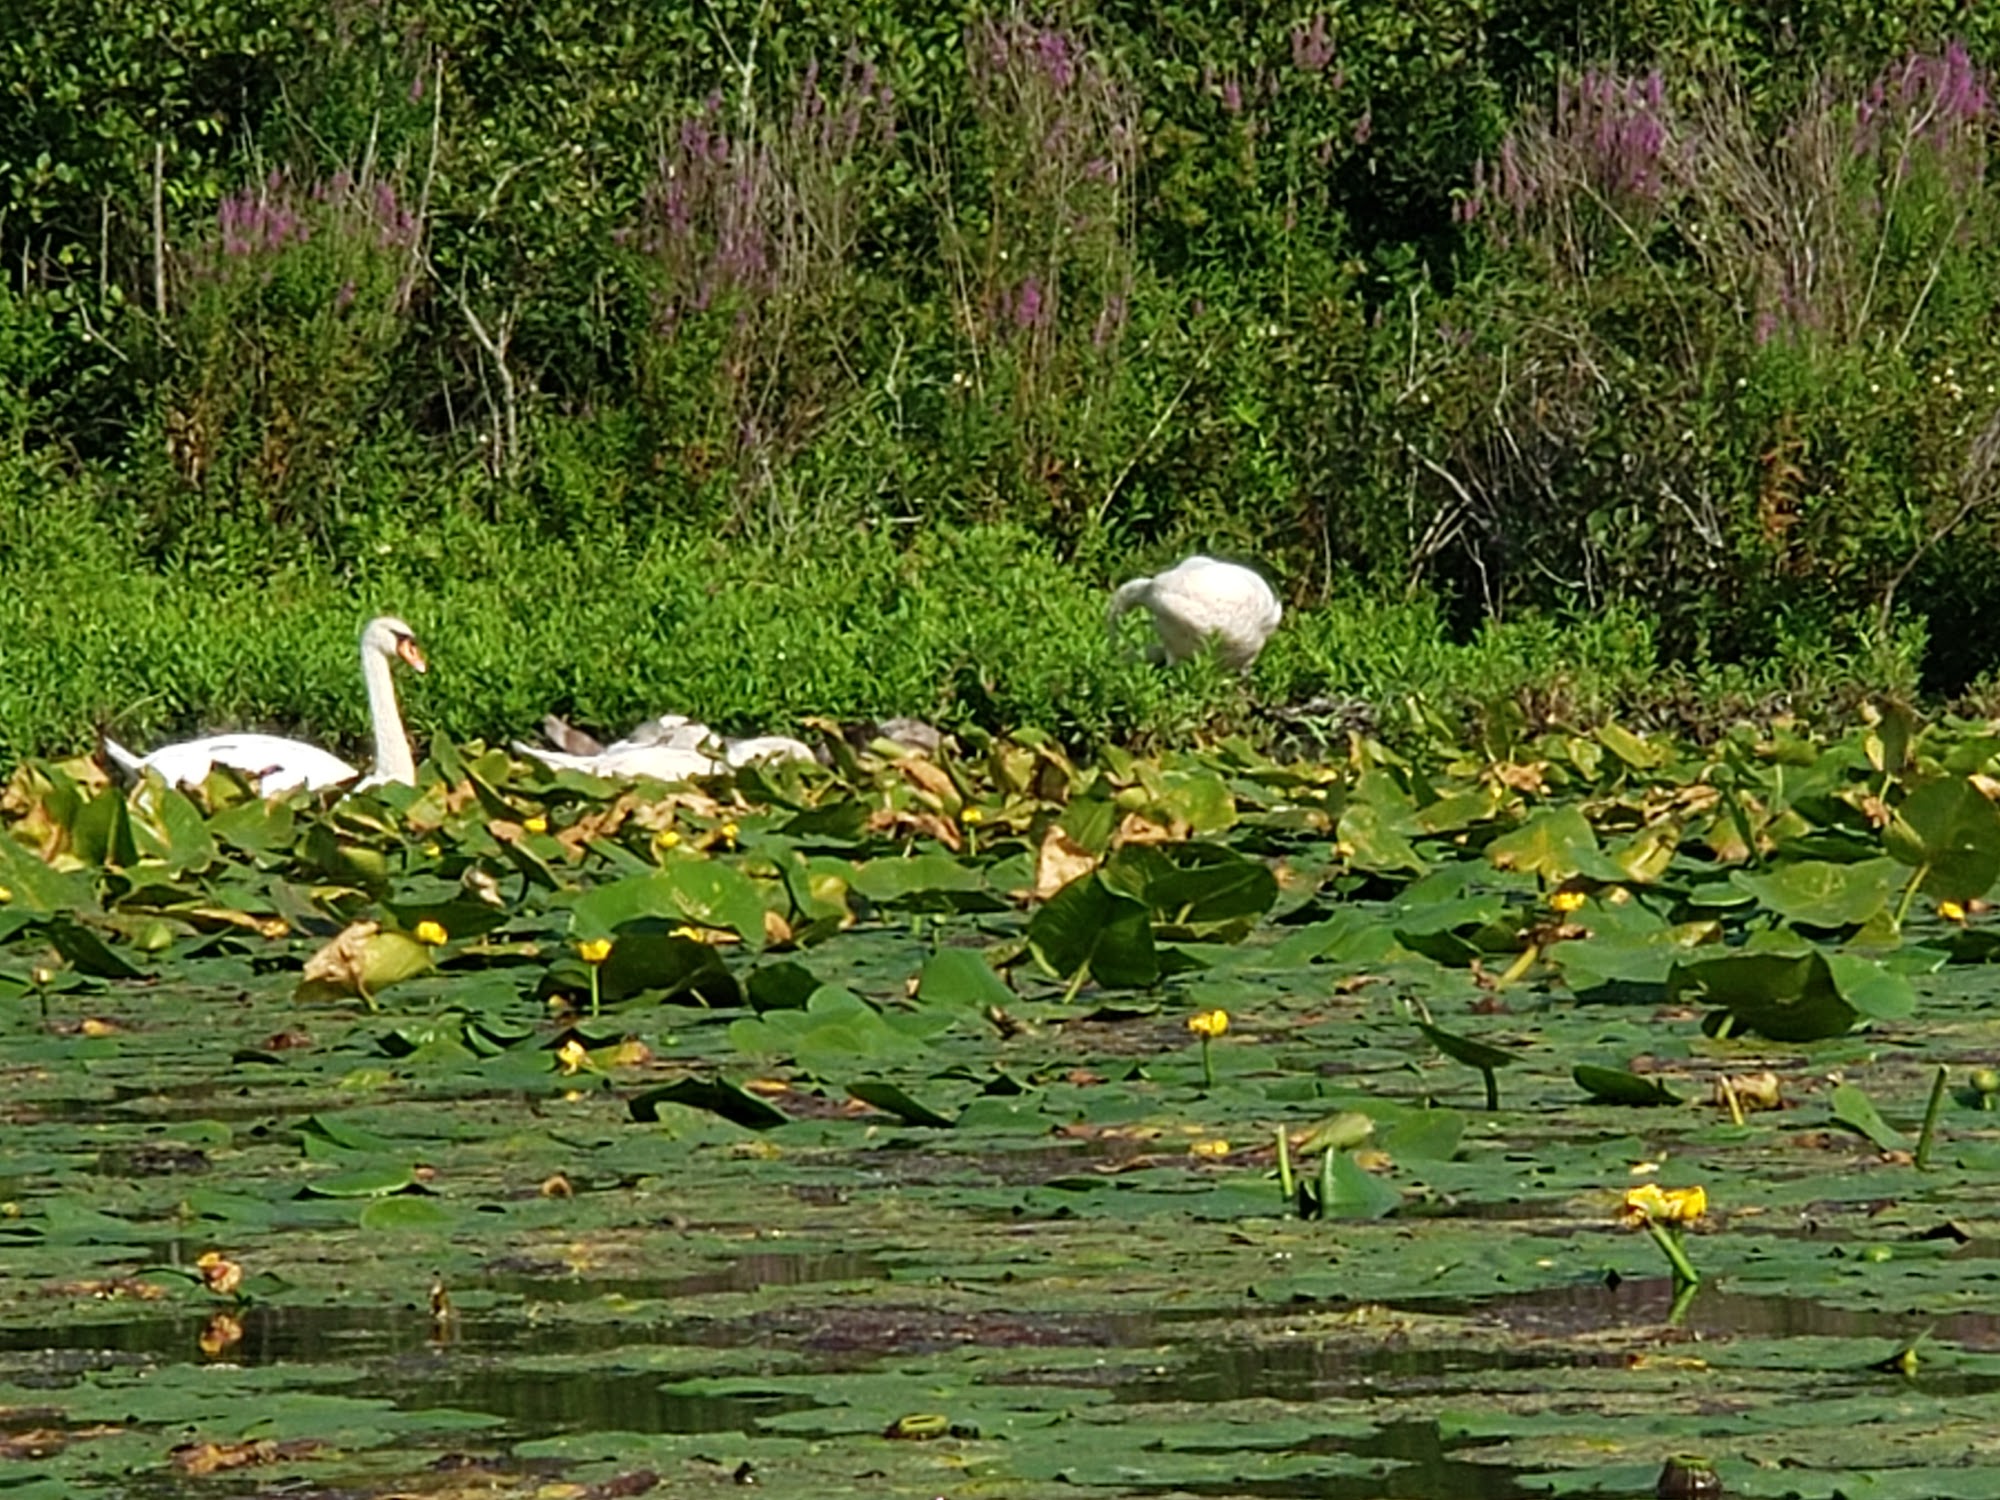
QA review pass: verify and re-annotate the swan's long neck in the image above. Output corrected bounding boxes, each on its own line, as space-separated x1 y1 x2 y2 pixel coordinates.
362 644 416 785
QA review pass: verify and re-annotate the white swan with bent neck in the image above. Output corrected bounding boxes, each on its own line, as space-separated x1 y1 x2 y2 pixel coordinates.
102 616 427 796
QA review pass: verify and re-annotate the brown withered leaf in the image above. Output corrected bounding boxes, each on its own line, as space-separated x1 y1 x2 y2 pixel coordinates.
1715 1070 1784 1112
0 1430 65 1461
584 1470 662 1499
1488 761 1549 795
172 1438 326 1476
1114 810 1186 845
1033 825 1098 899
865 804 961 849
51 1278 165 1301
555 793 641 854
297 921 431 1004
897 756 959 806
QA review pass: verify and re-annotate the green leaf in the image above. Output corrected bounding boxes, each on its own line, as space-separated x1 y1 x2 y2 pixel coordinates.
1729 857 1901 928
1484 806 1625 882
0 832 96 914
1829 1082 1909 1151
917 948 1014 1009
1886 776 2000 901
1669 945 1909 1041
1416 1021 1520 1072
848 1080 956 1128
1573 1064 1682 1107
570 864 769 951
1318 1150 1401 1219
628 1076 789 1129
299 1162 418 1198
1026 875 1159 990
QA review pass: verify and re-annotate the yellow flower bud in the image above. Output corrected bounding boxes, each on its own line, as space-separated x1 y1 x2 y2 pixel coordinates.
961 807 984 825
1550 889 1587 914
1940 900 1968 924
1189 1138 1231 1158
557 1039 588 1075
1187 1009 1230 1039
413 919 448 946
576 937 613 965
720 821 740 844
655 830 681 850
524 815 548 835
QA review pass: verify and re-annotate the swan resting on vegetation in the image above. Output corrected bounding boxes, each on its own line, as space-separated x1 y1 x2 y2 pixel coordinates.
102 616 427 796
1107 555 1283 672
515 713 816 783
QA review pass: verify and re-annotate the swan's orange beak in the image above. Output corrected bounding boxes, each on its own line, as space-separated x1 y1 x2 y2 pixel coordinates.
397 636 429 674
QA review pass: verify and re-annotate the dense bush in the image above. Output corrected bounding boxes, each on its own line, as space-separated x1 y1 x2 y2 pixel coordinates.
3 2 2000 754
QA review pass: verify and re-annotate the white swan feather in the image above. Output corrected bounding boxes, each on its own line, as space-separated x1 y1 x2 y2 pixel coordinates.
1107 555 1282 672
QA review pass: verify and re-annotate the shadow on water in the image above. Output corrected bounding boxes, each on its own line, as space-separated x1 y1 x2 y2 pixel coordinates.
1402 1273 2000 1350
1167 1420 1540 1500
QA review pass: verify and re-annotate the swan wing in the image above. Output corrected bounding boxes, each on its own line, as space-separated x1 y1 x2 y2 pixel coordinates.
514 740 723 782
134 733 358 795
723 734 816 768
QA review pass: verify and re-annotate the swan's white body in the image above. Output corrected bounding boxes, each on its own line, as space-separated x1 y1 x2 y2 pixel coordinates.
102 617 427 796
1107 555 1282 672
514 714 814 783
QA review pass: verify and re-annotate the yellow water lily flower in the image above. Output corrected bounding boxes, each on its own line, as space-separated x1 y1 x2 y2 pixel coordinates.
1189 1138 1231 1158
1550 888 1587 914
1187 1009 1230 1039
577 937 613 965
961 807 985 825
719 821 740 846
1940 900 1968 924
523 815 548 835
557 1039 588 1075
413 919 448 947
655 830 681 850
1620 1182 1707 1226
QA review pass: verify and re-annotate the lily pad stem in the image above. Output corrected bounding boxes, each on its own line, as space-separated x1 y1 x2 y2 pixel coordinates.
1915 1064 1948 1170
1200 1034 1215 1090
1718 1073 1744 1128
1646 1220 1701 1289
1891 864 1929 932
588 964 601 1019
1496 943 1539 988
1275 1126 1295 1211
1480 1065 1499 1112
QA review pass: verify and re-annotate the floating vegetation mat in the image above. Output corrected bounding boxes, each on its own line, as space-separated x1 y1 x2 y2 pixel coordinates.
8 711 2000 1497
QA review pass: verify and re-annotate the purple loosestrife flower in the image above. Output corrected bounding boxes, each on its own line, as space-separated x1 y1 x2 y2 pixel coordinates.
1291 15 1335 74
1013 276 1045 330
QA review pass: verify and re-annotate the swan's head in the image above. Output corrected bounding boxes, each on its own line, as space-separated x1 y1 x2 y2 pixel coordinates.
362 615 428 674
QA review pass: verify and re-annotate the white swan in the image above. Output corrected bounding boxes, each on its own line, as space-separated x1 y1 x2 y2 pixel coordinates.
514 713 815 783
1107 555 1283 672
102 616 428 796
